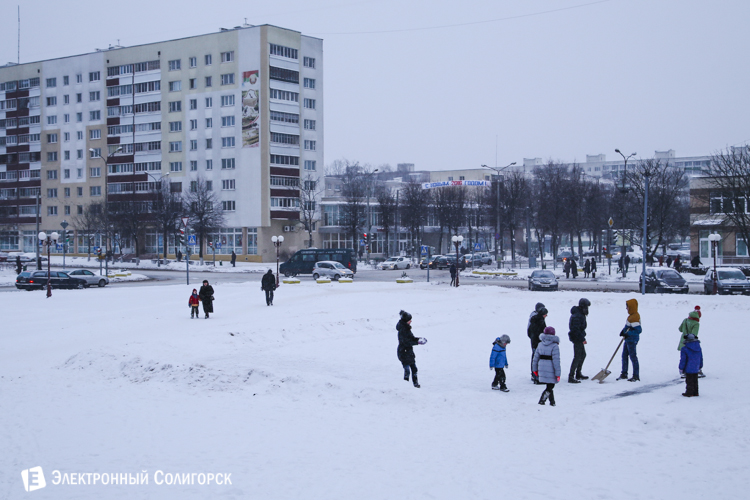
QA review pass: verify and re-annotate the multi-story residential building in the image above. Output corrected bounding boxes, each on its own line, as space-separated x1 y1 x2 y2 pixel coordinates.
0 24 323 262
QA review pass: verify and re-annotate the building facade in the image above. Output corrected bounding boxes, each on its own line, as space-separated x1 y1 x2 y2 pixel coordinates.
0 24 323 262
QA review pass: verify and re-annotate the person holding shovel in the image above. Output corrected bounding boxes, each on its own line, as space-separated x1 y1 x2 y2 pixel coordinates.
617 298 642 382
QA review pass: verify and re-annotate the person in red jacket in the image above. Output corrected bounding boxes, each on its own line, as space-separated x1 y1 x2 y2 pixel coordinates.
188 289 201 318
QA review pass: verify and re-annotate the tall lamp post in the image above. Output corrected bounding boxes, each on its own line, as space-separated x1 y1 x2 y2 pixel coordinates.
708 233 721 295
615 149 637 277
482 162 516 268
272 235 284 287
90 147 122 277
60 219 69 270
640 172 650 295
365 169 379 267
38 231 59 298
451 234 463 287
145 171 170 267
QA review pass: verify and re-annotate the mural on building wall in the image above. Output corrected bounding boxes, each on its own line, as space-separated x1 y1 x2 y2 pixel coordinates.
241 70 260 147
422 180 491 189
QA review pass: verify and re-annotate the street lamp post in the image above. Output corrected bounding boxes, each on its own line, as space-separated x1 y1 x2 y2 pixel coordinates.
60 219 69 270
38 231 59 298
641 172 650 295
272 235 284 287
615 149 636 278
451 234 463 287
90 147 122 277
365 169 379 267
145 171 170 267
708 233 721 295
481 162 516 269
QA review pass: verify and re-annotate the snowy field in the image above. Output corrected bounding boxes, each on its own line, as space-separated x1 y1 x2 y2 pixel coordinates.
1 280 745 499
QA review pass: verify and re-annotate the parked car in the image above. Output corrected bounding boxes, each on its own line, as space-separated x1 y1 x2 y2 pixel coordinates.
0 252 8 262
476 252 493 265
420 255 443 270
15 271 87 290
703 267 750 295
432 256 449 270
67 269 109 287
528 270 559 291
639 267 689 294
312 261 354 281
465 254 484 268
555 251 579 262
378 256 412 270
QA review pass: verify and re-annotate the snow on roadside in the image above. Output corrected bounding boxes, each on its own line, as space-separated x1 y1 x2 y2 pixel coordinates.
1 281 745 499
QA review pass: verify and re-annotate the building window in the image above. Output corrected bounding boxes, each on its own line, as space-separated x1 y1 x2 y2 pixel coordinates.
270 132 299 146
47 170 58 180
270 154 300 166
64 187 70 196
304 140 316 151
304 98 316 109
220 73 235 85
47 115 57 125
169 81 182 92
48 206 58 216
221 137 235 148
64 132 70 142
206 159 213 170
90 167 101 177
47 152 58 162
270 88 299 102
76 74 82 83
89 148 101 158
205 76 212 87
169 121 183 132
304 160 316 171
76 93 82 103
190 140 197 151
221 51 234 63
168 60 181 71
189 78 196 89
47 134 58 144
77 150 83 160
205 97 213 108
89 91 100 101
90 129 101 140
90 186 102 196
270 44 298 59
303 57 316 69
189 119 197 130
270 197 299 208
64 152 70 161
63 76 69 85
63 95 70 104
77 187 83 196
190 160 198 171
221 95 235 106
221 158 235 169
205 54 212 65
77 131 83 140
738 234 749 257
170 161 183 172
222 200 236 211
269 66 299 84
46 96 57 106
169 142 182 152
206 138 213 149
90 110 101 121
189 57 197 68
221 116 235 127
270 110 299 124
63 113 70 123
89 71 101 82
304 119 316 130
64 205 71 215
169 101 182 112
46 77 57 87
77 205 83 214
47 188 58 198
205 118 213 128
222 179 235 190
76 112 82 122
206 181 213 191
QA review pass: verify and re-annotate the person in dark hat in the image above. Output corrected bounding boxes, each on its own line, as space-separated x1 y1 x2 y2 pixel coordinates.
199 280 214 318
396 310 427 388
261 269 276 306
490 334 511 392
527 302 547 384
568 298 591 383
679 333 703 397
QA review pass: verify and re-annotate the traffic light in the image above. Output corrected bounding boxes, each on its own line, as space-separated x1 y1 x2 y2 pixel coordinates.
179 227 186 246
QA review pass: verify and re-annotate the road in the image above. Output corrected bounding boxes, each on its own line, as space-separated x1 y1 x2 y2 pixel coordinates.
1 264 705 294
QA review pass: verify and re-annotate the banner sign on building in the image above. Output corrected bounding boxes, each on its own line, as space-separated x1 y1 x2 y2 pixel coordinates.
421 180 491 189
241 70 260 148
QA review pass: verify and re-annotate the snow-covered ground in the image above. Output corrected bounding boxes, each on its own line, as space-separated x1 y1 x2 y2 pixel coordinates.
1 281 744 499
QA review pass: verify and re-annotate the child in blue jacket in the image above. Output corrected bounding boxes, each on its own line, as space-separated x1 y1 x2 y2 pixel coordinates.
679 333 703 397
490 335 511 392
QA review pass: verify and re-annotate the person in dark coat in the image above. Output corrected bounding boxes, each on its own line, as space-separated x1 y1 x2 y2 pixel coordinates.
666 255 673 268
646 254 655 266
177 250 183 262
199 280 214 318
532 326 561 406
658 254 664 266
489 335 511 391
449 263 457 286
568 298 590 382
583 259 591 278
15 255 23 275
673 255 681 272
396 310 426 388
617 298 642 382
563 259 571 279
617 256 624 273
527 302 547 384
590 258 597 278
690 254 702 268
624 254 631 273
679 334 703 397
261 269 277 306
231 250 236 267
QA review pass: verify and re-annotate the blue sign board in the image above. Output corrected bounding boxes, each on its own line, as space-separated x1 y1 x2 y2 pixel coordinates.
359 239 365 247
216 242 222 249
421 245 429 256
187 235 197 246
474 243 481 251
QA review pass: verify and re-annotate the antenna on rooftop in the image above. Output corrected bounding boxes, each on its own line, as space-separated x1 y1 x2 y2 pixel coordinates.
18 5 20 64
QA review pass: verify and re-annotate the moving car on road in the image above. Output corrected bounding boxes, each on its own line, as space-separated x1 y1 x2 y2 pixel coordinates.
312 261 354 281
639 267 689 294
528 270 559 291
378 256 412 270
67 269 110 287
703 267 750 295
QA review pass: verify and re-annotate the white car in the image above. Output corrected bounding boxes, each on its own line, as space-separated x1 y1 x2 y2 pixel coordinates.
67 269 110 287
312 261 354 281
378 256 412 270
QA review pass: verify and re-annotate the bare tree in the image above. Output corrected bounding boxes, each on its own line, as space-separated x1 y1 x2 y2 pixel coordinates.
500 170 529 266
185 177 225 260
339 166 367 252
297 173 323 248
151 179 185 261
73 202 105 260
401 180 431 257
376 185 397 257
534 162 569 269
703 147 750 256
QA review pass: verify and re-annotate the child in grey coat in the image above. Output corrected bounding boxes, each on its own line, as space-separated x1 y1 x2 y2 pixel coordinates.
532 326 562 406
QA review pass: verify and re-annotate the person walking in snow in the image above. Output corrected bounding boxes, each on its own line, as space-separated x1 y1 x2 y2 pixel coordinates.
666 255 673 268
624 254 631 273
199 280 215 319
532 326 561 406
678 306 703 378
679 334 703 397
449 263 457 286
673 255 682 273
617 298 642 382
261 269 277 306
583 258 591 278
527 302 547 384
397 310 426 388
490 335 511 392
231 250 237 267
563 259 571 279
188 289 201 318
570 257 578 279
590 258 597 278
568 298 590 383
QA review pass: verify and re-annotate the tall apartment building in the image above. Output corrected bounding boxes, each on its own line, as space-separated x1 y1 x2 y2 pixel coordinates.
0 24 323 262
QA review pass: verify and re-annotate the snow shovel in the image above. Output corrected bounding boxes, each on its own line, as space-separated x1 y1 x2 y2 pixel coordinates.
592 338 625 383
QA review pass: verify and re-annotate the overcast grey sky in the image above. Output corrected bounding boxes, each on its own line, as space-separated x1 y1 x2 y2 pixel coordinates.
2 0 748 170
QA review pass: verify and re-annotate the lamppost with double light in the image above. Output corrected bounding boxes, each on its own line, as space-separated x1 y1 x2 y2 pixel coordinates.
38 231 59 298
365 168 379 266
60 219 69 270
708 233 721 295
272 235 284 287
615 149 636 278
145 171 170 266
451 234 463 287
481 162 516 268
90 146 122 276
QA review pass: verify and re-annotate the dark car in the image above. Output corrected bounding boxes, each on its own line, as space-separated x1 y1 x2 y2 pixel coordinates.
639 267 689 294
15 271 87 290
432 256 449 270
280 248 357 276
528 270 559 291
556 251 579 262
446 255 468 271
420 255 443 270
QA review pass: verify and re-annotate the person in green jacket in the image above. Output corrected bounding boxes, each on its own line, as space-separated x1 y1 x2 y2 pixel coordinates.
678 306 703 378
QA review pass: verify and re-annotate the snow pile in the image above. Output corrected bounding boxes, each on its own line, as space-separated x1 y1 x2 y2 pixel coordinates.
0 281 744 499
